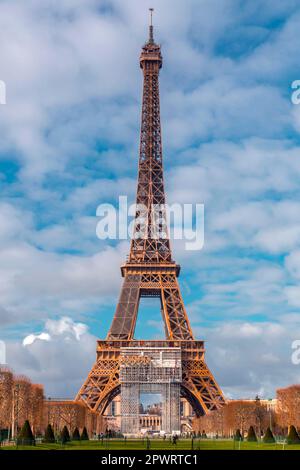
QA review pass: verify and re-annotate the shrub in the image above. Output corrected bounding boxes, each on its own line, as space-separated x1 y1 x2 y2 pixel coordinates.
287 425 300 445
72 427 81 441
81 426 89 441
44 423 55 443
0 429 9 442
17 420 35 446
234 429 243 441
60 425 70 444
247 426 257 442
263 427 275 443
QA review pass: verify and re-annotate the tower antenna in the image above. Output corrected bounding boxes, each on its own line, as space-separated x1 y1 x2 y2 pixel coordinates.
149 7 154 43
149 7 154 26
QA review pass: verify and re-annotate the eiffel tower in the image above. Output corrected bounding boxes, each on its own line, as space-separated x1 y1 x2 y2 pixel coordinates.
76 11 224 427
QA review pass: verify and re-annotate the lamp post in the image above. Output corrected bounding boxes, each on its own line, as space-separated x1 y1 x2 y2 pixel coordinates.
11 383 20 440
268 399 273 431
48 397 51 425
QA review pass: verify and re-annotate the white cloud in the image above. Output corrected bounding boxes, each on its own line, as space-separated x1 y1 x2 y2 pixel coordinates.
186 263 287 323
23 317 87 346
254 225 300 254
285 251 300 279
285 286 300 307
0 238 126 326
45 316 87 340
202 321 300 398
23 332 51 346
7 316 96 397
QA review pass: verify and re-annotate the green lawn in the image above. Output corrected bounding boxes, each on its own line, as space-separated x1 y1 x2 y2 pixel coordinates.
1 439 300 451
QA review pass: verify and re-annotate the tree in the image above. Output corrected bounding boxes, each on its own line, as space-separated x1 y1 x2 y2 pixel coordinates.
81 426 89 440
234 429 243 441
247 425 257 442
263 427 275 443
44 423 55 443
287 425 300 445
277 385 300 429
60 425 70 444
17 420 35 445
72 427 81 441
225 401 258 436
194 399 271 438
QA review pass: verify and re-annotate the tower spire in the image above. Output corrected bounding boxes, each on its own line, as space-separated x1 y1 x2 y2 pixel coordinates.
149 7 154 43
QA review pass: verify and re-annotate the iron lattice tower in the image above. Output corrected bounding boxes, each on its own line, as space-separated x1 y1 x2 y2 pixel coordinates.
76 15 224 420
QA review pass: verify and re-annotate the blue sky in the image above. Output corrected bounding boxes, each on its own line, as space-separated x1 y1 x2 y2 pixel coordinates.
1 0 300 399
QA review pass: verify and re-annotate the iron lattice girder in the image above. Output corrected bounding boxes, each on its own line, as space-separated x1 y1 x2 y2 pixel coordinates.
75 340 224 417
107 266 194 341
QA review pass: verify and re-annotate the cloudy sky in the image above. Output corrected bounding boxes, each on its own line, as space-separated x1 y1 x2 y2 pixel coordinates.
1 0 300 399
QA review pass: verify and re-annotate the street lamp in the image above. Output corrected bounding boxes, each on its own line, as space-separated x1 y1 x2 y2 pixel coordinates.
11 383 20 440
268 398 273 431
48 397 51 425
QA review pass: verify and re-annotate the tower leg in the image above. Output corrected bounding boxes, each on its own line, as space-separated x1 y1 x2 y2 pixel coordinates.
108 275 141 340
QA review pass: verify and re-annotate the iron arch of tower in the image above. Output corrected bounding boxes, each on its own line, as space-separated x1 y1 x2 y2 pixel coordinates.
76 17 225 425
76 339 224 418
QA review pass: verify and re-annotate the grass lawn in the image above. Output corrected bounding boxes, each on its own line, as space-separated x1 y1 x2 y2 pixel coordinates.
1 439 300 451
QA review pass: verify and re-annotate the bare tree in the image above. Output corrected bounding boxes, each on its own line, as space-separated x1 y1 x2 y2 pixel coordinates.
277 385 300 430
